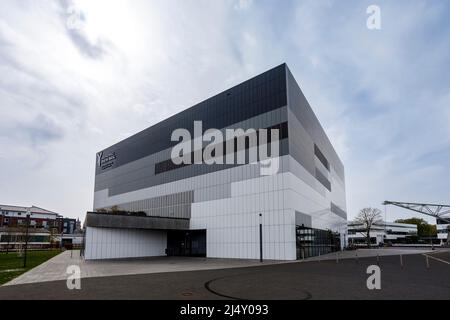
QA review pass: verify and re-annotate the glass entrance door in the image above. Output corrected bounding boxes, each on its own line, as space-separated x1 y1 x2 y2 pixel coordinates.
167 230 206 257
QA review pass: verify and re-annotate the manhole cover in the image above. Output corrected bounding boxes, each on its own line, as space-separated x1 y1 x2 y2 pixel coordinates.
182 292 194 296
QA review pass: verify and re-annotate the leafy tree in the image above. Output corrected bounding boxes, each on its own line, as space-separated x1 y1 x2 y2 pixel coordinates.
395 217 437 237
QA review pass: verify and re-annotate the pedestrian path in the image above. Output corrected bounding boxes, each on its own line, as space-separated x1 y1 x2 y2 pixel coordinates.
4 250 283 286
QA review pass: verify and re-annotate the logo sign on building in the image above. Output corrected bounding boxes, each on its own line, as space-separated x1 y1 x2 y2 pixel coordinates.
97 151 117 170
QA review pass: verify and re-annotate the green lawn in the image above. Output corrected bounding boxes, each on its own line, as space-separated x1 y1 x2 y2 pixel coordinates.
0 250 61 285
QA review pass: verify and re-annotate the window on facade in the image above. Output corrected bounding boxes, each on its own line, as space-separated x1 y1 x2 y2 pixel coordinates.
314 144 330 171
331 202 346 219
155 121 288 175
315 168 331 191
296 226 340 259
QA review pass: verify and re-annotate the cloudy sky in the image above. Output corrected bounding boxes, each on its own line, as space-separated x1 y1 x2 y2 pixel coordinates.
1 0 449 224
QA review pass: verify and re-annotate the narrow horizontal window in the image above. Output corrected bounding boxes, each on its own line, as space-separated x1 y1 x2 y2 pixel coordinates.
154 121 288 175
314 144 330 171
315 168 331 191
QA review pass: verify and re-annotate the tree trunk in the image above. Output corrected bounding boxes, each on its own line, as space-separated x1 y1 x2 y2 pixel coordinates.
366 230 371 248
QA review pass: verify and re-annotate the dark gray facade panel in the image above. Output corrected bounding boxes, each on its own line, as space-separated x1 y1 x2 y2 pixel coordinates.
85 213 190 230
94 148 169 186
107 190 194 219
96 64 288 175
286 66 345 182
194 183 231 203
315 168 331 191
331 202 347 220
295 211 312 228
287 112 316 179
314 144 330 171
106 139 289 196
95 107 288 193
314 157 330 181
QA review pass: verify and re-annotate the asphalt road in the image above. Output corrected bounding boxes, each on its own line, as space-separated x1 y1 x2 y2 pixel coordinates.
0 253 448 300
428 250 450 263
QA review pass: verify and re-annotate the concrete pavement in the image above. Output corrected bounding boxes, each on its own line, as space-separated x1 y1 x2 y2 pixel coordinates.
4 250 284 286
4 248 442 286
0 253 448 300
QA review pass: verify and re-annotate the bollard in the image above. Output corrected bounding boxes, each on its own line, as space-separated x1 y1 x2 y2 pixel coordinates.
377 254 380 265
355 252 359 264
426 255 430 269
400 254 403 269
318 251 321 263
302 249 305 261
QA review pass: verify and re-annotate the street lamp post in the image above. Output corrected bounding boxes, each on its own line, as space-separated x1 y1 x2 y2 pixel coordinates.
23 209 31 268
259 213 263 263
59 216 64 251
430 229 434 250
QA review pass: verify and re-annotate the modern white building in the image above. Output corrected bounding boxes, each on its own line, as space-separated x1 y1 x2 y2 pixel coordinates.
0 205 59 250
85 64 347 260
348 221 418 245
0 205 59 229
437 219 450 245
0 204 83 250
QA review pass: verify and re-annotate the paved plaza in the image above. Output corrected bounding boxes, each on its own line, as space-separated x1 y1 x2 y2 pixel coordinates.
0 248 448 300
4 250 283 286
4 248 437 286
0 251 448 300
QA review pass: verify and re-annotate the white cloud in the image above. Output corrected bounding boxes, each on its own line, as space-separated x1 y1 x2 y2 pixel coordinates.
234 0 253 11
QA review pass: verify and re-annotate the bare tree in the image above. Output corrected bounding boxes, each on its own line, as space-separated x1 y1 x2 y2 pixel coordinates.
1 227 15 254
15 224 27 257
354 207 383 248
48 227 58 249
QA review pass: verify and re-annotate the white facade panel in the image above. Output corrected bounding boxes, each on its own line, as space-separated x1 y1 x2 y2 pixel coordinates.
189 166 297 260
85 227 167 260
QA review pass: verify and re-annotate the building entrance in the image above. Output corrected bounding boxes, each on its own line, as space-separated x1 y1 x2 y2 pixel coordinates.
167 230 206 257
